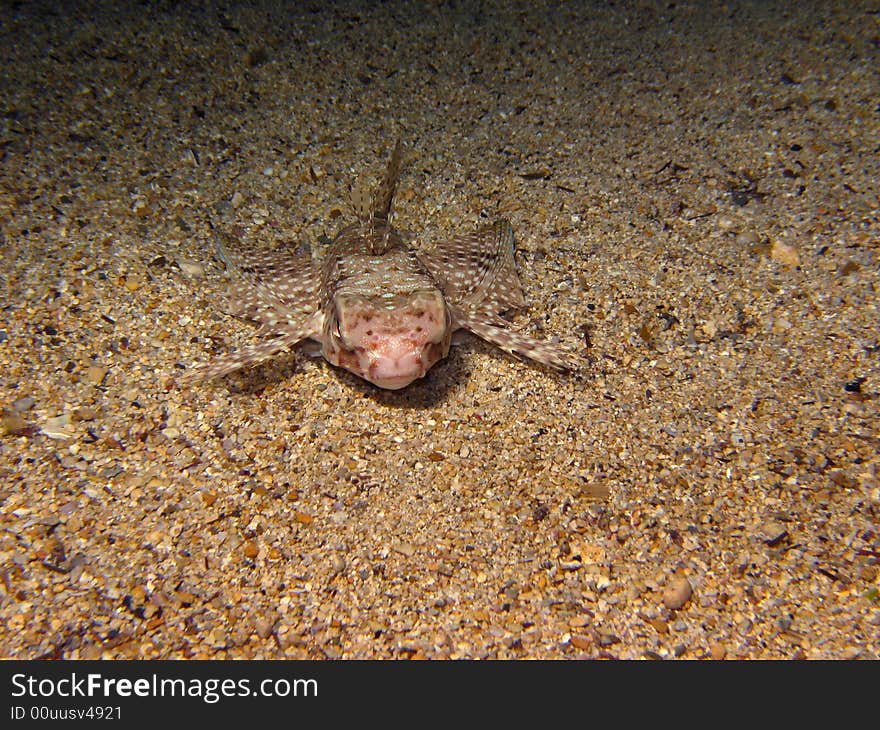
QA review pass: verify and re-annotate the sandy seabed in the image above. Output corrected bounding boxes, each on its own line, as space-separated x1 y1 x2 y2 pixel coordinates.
0 0 877 659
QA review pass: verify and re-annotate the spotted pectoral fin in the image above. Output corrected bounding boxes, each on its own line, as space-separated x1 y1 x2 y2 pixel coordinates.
180 321 319 383
214 227 321 315
182 313 324 383
419 220 525 315
453 309 585 372
223 277 312 335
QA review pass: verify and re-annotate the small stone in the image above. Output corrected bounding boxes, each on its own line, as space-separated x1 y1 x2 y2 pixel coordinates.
570 634 591 650
72 406 97 421
662 576 693 610
330 553 346 575
761 522 788 545
772 317 793 333
243 541 259 559
208 629 227 648
254 616 276 639
579 481 610 501
735 230 758 246
42 413 73 440
393 542 416 557
1 410 36 437
597 630 620 647
231 191 244 208
177 260 205 279
123 275 143 292
828 470 857 489
12 396 36 412
176 591 196 605
709 642 726 660
770 238 801 266
84 366 108 385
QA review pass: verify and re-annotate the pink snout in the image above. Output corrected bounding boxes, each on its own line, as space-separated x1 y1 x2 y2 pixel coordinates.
367 346 425 389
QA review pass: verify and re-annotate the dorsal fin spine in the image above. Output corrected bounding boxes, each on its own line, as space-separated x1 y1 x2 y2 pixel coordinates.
372 139 403 223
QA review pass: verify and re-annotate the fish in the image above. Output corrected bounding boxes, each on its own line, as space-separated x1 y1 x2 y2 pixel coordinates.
183 141 584 389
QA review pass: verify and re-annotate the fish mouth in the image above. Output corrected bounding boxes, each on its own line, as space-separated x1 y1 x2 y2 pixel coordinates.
324 336 431 389
365 348 428 389
368 373 422 390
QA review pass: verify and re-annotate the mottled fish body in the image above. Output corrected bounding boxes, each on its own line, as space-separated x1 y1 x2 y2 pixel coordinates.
185 141 582 388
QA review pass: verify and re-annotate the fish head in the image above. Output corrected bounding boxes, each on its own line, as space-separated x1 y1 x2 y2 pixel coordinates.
323 289 452 389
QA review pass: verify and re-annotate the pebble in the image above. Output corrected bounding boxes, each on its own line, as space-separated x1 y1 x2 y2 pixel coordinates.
393 542 416 557
839 259 860 275
84 366 108 385
761 521 787 545
701 318 718 339
662 576 693 610
42 413 73 440
735 230 758 246
772 316 793 333
123 275 143 292
13 396 36 412
73 406 96 421
770 238 801 266
330 553 346 575
177 260 205 279
207 629 227 648
1 410 35 437
254 616 276 639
